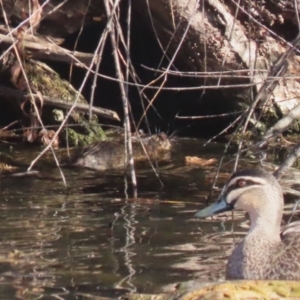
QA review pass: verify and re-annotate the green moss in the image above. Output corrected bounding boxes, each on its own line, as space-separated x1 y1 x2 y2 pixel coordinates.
25 60 107 146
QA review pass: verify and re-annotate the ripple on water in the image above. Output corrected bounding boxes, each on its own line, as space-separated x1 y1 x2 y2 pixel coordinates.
0 138 299 298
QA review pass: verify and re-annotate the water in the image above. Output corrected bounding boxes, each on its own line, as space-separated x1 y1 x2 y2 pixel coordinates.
0 138 298 299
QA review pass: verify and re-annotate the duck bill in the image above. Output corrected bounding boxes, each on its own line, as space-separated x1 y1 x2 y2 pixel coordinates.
194 196 233 218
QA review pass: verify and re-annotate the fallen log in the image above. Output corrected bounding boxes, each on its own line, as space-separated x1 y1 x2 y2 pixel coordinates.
0 85 120 121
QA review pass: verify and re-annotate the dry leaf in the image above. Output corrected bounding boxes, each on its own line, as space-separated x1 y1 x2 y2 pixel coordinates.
185 156 217 166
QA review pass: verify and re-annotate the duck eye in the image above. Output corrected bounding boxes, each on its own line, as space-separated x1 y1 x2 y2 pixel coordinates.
237 180 247 187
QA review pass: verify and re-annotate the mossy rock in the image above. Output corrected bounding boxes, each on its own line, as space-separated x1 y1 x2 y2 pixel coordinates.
127 281 300 300
26 60 106 146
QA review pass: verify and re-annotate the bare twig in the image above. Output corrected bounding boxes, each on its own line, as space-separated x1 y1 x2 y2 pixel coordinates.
234 33 300 170
104 0 137 197
0 85 120 121
0 31 97 67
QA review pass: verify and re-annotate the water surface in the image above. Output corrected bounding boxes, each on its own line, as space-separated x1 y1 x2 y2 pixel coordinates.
0 138 298 299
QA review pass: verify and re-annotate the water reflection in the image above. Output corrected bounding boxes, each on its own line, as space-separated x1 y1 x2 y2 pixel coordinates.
0 138 299 298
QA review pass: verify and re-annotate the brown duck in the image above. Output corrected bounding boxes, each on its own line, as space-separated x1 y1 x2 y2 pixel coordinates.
195 168 300 280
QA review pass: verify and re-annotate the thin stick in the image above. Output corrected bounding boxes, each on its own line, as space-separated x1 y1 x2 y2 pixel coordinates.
104 0 137 198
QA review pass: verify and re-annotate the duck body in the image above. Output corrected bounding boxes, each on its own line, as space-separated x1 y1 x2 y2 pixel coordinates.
227 229 300 280
195 168 300 280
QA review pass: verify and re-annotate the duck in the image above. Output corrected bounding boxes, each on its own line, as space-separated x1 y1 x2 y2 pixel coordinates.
195 168 300 280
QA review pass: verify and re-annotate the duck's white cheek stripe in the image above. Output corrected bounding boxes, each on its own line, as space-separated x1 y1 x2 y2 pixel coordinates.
226 186 255 204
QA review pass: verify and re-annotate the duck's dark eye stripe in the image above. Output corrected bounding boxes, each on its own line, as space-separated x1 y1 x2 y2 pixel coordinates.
226 178 263 194
236 179 261 187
